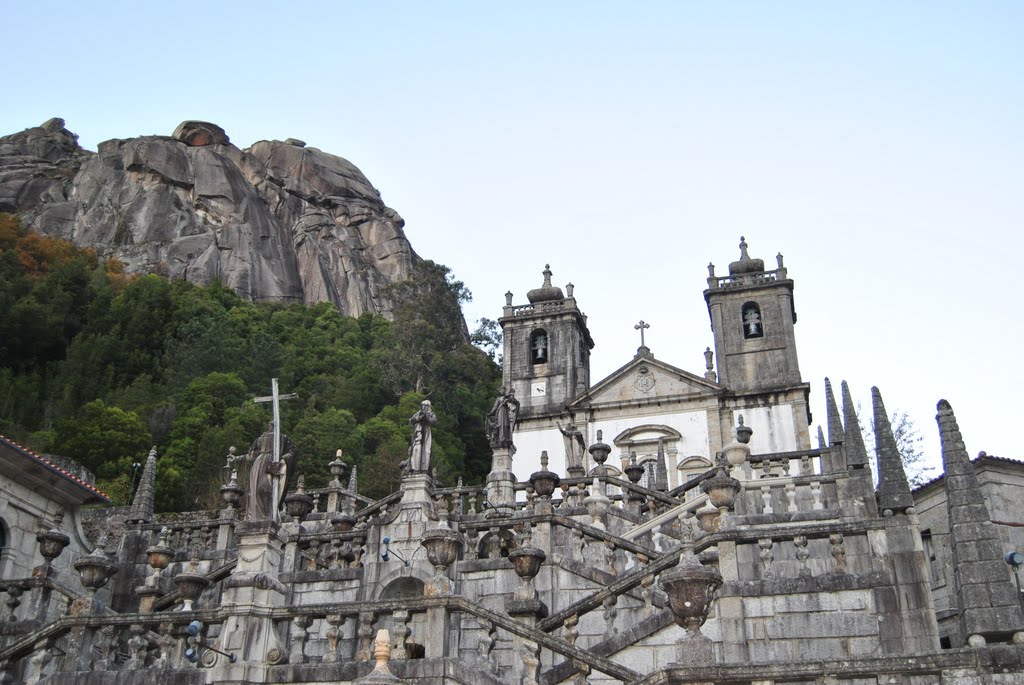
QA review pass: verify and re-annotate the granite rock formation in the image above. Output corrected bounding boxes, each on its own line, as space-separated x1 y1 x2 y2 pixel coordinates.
0 118 419 316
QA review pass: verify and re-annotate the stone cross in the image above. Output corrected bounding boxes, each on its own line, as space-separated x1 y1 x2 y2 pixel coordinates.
634 320 650 348
253 378 298 518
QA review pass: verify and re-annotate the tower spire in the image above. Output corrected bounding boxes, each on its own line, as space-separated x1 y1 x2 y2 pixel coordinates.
937 399 1024 645
127 446 158 524
872 387 914 514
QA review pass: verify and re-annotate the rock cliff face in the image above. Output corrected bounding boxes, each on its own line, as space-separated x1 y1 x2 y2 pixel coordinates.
0 118 419 316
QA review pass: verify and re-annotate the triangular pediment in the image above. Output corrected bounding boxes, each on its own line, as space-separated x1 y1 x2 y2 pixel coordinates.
569 352 722 409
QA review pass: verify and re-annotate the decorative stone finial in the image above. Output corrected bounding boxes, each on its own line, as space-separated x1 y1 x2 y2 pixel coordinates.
527 265 564 303
127 446 158 524
505 290 513 306
937 399 1024 645
728 236 765 275
840 381 868 469
540 451 548 470
566 282 574 298
739 236 748 259
872 387 914 515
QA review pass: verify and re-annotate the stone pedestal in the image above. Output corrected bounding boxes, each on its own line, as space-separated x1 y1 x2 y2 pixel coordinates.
212 521 289 681
486 447 516 517
399 472 435 516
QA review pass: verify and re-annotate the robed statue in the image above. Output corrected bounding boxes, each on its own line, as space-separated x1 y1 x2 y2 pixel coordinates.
557 421 586 473
485 386 520 449
244 422 299 522
406 399 437 473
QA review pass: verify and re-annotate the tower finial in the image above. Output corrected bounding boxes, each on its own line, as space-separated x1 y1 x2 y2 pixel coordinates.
542 264 552 288
739 236 749 259
841 381 869 469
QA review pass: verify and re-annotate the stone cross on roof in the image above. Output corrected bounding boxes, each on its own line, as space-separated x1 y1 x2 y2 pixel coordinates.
634 320 650 348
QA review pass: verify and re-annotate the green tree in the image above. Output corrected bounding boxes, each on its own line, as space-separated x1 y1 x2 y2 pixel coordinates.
52 399 151 476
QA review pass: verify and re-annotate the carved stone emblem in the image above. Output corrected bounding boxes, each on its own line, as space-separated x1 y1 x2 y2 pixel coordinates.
634 365 655 393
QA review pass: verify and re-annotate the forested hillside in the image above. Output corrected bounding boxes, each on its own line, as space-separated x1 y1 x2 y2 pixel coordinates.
0 214 500 510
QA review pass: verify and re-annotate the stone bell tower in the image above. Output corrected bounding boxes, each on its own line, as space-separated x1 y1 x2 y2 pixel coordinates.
704 237 802 393
499 265 594 420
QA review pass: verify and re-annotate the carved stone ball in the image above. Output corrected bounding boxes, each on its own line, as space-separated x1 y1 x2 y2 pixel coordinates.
420 528 464 571
507 546 546 581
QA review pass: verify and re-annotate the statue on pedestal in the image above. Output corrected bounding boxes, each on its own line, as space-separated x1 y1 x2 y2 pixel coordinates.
245 422 298 522
485 386 520 450
557 421 586 473
406 400 437 473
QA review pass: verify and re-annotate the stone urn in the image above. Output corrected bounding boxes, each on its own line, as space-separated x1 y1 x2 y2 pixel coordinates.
283 476 314 522
659 550 723 664
735 415 753 445
145 529 175 571
328 450 347 484
421 527 464 596
331 514 357 532
529 464 560 500
220 478 243 510
73 536 118 594
624 455 645 485
700 470 742 512
695 507 722 533
421 527 463 572
588 430 611 470
508 546 545 582
37 526 70 571
173 558 210 611
507 545 547 606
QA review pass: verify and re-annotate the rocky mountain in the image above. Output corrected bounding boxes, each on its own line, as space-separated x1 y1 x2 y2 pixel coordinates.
0 118 420 316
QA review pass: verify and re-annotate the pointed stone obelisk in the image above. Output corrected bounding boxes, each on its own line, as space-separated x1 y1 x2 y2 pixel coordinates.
823 378 846 474
872 387 914 515
127 447 158 524
816 425 827 450
937 399 1024 646
840 381 869 469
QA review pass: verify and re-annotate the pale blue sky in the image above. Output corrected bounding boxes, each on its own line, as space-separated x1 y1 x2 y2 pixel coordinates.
3 2 1022 468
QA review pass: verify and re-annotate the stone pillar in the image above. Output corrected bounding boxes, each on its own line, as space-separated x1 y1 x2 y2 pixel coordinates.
212 521 290 680
486 447 517 517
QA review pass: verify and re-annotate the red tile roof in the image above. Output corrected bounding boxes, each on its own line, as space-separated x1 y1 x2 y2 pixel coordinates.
0 434 110 503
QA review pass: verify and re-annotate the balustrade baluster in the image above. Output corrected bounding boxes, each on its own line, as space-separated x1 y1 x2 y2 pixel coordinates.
603 595 618 637
355 612 376 661
794 536 811 577
760 484 773 514
830 533 847 574
283 616 306 664
785 482 798 513
810 481 823 510
392 610 410 659
323 614 343 663
477 619 496 673
759 538 774 577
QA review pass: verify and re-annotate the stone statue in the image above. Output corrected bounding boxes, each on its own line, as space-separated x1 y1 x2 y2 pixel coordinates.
244 422 299 522
485 386 520 449
406 400 437 473
557 421 586 473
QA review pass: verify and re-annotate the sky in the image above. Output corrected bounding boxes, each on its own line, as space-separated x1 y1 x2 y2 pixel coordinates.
3 1 1021 471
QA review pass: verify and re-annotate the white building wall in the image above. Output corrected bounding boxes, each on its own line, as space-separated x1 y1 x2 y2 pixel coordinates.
735 405 798 454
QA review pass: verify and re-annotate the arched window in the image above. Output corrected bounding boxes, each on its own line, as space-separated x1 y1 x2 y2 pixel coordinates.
530 329 548 365
742 302 763 339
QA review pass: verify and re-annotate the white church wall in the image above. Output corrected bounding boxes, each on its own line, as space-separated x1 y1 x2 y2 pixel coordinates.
734 405 798 454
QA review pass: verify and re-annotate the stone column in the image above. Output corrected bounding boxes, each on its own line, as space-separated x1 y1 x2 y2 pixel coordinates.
486 447 517 517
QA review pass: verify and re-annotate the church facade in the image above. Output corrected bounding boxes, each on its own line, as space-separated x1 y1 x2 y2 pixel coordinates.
0 239 1022 684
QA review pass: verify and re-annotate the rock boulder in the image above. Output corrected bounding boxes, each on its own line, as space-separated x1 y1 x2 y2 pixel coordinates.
0 119 421 317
